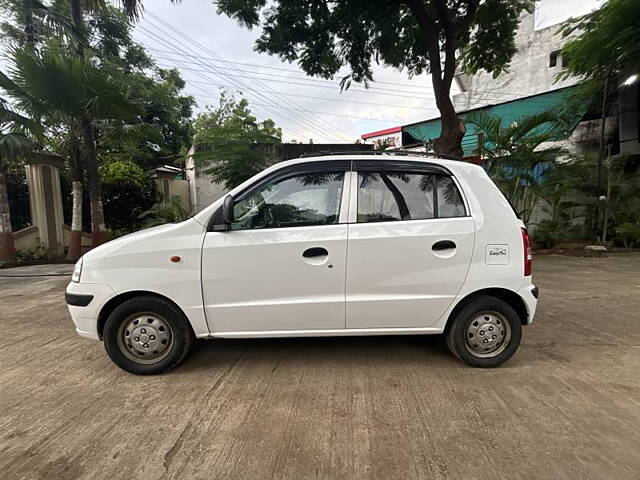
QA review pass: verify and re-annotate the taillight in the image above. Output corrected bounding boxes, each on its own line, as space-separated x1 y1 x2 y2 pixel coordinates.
521 228 532 276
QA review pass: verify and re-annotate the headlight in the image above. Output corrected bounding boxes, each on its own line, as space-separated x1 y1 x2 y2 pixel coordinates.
72 257 83 283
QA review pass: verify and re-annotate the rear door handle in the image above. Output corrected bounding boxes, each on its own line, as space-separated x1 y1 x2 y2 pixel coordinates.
432 240 456 251
303 247 329 258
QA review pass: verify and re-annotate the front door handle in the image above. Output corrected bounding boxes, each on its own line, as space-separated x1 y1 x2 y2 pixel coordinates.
432 240 456 251
303 247 329 258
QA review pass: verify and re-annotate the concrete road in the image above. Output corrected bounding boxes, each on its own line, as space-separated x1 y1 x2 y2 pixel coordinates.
1 255 639 480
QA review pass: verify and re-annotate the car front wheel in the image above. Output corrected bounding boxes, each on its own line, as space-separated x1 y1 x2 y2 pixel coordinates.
103 296 194 375
446 295 522 367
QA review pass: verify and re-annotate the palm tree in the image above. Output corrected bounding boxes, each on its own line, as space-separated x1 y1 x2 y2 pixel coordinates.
65 0 182 246
466 109 572 224
0 48 144 247
0 98 39 263
0 0 73 47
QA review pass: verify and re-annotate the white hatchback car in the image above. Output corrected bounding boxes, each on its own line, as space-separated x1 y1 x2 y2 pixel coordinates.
66 153 537 374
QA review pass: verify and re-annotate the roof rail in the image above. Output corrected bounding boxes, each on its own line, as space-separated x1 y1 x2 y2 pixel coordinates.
299 143 463 161
394 143 463 161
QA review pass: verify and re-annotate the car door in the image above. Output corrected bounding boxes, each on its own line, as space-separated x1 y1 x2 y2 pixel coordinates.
201 161 350 333
346 161 475 329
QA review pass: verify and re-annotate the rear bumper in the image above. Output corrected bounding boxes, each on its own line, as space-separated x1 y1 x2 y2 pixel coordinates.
65 282 116 340
65 292 94 307
518 282 538 324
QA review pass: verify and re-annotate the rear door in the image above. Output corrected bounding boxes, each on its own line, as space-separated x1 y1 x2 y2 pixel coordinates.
346 161 475 329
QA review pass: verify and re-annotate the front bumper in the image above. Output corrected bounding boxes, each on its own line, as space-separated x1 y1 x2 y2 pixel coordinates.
65 282 116 340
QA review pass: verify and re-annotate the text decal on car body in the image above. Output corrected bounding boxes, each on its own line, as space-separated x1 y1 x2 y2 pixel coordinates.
485 244 509 265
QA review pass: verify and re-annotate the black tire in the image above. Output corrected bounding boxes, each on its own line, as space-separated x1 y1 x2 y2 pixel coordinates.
445 295 522 368
103 296 195 375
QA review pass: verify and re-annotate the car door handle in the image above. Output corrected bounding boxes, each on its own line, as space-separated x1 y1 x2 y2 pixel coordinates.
303 247 329 258
432 240 456 251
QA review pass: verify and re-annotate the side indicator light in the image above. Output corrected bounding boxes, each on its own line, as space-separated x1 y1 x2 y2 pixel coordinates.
170 256 181 263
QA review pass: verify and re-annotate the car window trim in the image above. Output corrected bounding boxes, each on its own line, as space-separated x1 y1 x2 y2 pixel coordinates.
208 161 350 232
207 159 460 231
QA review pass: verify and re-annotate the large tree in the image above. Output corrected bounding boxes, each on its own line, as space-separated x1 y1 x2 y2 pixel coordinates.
0 48 144 247
559 0 640 232
560 0 639 85
216 0 535 156
66 0 182 245
193 91 282 189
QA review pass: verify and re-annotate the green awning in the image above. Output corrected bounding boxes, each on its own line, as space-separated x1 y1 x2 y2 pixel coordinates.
403 87 585 156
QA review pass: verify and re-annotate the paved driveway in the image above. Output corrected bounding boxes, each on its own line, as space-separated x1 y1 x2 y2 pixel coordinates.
1 255 639 480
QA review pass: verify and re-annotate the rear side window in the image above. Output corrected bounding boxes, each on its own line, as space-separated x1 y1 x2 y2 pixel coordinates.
436 176 466 218
357 171 465 223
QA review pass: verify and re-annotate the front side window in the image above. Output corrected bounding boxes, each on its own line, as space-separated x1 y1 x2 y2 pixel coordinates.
357 171 465 223
232 172 344 230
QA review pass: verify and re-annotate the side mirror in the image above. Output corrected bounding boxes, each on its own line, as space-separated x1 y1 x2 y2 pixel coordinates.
222 194 235 225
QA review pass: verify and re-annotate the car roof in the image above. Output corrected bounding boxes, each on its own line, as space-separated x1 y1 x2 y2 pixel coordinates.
273 153 478 173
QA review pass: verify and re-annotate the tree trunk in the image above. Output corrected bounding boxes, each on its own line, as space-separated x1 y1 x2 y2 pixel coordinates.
80 116 106 247
67 132 84 260
0 166 17 264
23 0 35 45
67 180 83 260
432 81 465 157
405 0 466 157
71 0 105 246
70 0 85 55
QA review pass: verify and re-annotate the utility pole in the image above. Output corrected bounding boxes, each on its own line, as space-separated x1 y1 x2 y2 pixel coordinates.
602 145 613 243
595 73 610 239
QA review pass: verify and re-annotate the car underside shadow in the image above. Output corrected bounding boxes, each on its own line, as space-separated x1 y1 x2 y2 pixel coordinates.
177 334 453 374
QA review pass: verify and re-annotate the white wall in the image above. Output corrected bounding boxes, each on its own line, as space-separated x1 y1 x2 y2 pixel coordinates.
185 148 228 214
453 12 579 111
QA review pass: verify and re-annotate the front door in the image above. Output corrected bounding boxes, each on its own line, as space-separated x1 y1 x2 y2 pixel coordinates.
202 163 349 333
346 164 475 329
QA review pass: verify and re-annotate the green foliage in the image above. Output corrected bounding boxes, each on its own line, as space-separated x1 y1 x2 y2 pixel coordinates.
100 160 157 234
193 91 282 189
216 0 534 84
605 163 640 247
528 163 588 248
139 195 189 228
0 0 74 48
86 7 194 169
217 0 534 155
0 47 141 124
100 159 147 188
560 0 640 82
0 97 40 163
15 245 59 264
5 166 31 231
466 108 573 225
615 223 640 249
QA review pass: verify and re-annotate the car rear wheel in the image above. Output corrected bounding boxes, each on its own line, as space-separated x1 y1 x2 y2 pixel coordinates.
103 296 194 375
446 295 522 367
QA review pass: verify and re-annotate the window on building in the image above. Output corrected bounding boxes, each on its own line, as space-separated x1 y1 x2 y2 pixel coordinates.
561 52 571 68
549 50 560 68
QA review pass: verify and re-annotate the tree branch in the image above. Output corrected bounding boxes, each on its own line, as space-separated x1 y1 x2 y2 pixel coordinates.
455 0 481 37
405 0 443 84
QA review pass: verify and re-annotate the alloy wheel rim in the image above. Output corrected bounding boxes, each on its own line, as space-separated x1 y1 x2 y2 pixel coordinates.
464 311 511 358
117 312 174 364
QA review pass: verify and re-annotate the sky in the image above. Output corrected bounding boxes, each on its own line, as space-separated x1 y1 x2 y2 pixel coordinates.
3 0 603 144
